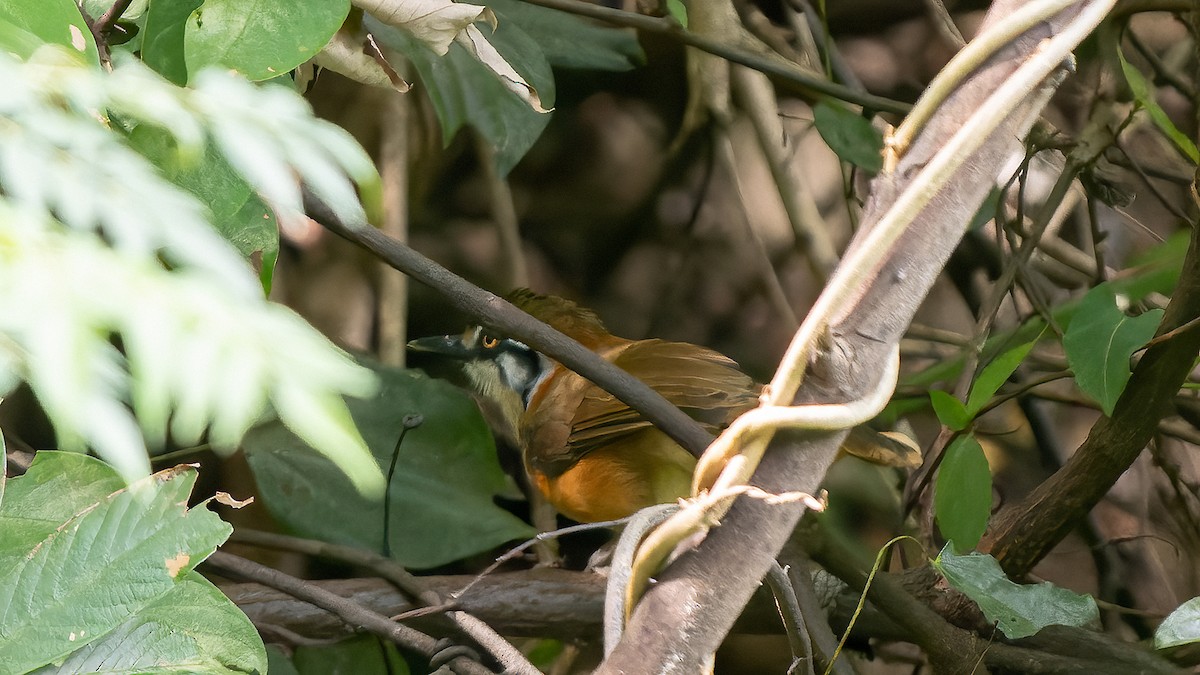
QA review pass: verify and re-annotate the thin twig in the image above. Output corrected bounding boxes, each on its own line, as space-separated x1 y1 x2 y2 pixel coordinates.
205 551 496 675
514 0 910 115
476 134 528 289
379 91 411 367
94 0 134 36
226 529 540 675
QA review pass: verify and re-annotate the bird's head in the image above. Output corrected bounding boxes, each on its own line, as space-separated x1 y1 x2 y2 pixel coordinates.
408 324 550 444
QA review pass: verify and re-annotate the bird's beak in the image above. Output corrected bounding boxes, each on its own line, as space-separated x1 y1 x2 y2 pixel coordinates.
407 335 472 359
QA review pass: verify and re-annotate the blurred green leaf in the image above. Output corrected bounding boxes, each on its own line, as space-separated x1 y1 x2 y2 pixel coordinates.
813 100 883 173
184 0 350 82
129 125 279 291
0 16 48 59
1119 49 1199 165
483 0 643 71
0 456 234 672
933 544 1099 639
666 0 688 27
0 54 382 487
934 435 991 552
369 13 554 175
244 362 535 569
142 0 204 84
0 0 98 64
929 390 970 431
1156 597 1200 649
1063 282 1163 416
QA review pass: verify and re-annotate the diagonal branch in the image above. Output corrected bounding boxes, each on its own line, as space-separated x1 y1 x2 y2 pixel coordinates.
309 194 716 457
597 0 1109 672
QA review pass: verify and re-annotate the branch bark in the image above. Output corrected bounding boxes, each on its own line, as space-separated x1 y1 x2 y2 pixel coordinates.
596 1 1101 671
219 565 1184 673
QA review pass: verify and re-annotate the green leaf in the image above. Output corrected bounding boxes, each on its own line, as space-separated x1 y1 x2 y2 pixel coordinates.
666 0 687 27
0 16 48 59
0 0 98 64
483 0 642 71
0 452 123 523
934 435 991 552
0 459 233 673
244 362 534 569
368 14 554 175
929 390 970 431
1119 49 1199 165
184 0 350 82
129 124 279 290
1063 282 1163 416
142 0 204 84
965 326 1045 416
813 100 883 173
32 572 266 675
933 544 1099 639
294 635 410 675
1156 597 1200 649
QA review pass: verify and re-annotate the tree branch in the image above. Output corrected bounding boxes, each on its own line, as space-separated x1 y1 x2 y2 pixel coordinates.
308 194 716 458
205 551 495 675
597 0 1100 670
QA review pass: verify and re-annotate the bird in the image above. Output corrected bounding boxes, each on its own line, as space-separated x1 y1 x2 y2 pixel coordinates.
408 289 918 523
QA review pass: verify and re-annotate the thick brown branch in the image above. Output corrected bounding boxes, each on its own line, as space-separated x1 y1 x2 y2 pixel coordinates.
597 0 1085 670
218 565 1182 673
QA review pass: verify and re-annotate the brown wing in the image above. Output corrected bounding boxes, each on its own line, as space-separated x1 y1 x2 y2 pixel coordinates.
564 340 760 462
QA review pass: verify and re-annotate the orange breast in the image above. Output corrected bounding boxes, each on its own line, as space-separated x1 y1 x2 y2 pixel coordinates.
529 430 695 522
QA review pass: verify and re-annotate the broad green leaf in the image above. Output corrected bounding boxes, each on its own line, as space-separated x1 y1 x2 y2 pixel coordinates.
483 0 642 71
1063 282 1163 416
0 452 123 524
244 362 535 569
929 390 970 431
129 125 279 292
32 572 266 675
0 0 98 63
268 645 302 675
142 0 204 84
933 544 1099 639
965 326 1045 416
0 16 47 59
934 435 991 552
369 13 554 175
0 432 5 511
294 635 411 675
1119 49 1199 165
813 100 883 173
1156 597 1200 649
0 462 232 673
184 0 350 82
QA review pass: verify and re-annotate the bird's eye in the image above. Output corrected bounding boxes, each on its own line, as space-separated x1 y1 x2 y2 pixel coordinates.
481 335 500 349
